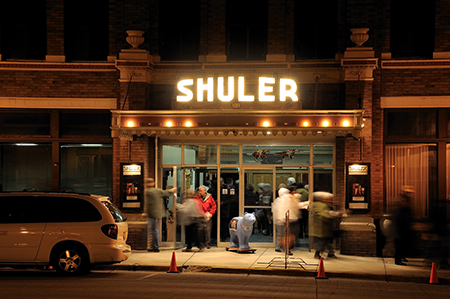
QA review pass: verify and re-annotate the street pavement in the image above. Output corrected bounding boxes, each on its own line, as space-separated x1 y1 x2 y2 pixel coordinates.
99 246 450 284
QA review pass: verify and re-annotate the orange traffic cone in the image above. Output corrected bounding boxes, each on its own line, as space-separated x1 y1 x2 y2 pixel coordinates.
429 262 438 284
316 257 328 279
167 251 179 273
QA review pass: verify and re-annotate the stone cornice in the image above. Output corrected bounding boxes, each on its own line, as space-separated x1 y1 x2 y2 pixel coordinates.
381 59 450 69
0 97 117 109
0 61 116 72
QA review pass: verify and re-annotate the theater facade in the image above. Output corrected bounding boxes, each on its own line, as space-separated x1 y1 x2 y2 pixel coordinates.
1 0 449 256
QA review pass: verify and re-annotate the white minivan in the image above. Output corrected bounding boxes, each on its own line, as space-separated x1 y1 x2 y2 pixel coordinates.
0 192 131 275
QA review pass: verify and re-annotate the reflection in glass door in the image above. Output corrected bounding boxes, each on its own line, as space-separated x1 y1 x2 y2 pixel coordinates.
242 168 274 245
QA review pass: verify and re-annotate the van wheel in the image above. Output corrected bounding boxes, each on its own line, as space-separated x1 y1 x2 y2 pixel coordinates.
51 245 90 275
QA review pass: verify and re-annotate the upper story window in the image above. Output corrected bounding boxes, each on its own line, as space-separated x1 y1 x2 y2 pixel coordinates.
0 0 46 60
227 0 267 61
386 109 437 137
64 0 109 61
159 0 200 61
391 0 435 58
294 0 338 60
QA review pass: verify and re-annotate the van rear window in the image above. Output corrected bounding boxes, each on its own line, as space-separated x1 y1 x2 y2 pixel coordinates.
102 201 126 222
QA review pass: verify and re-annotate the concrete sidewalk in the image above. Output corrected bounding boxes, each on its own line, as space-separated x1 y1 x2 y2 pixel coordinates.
99 247 450 284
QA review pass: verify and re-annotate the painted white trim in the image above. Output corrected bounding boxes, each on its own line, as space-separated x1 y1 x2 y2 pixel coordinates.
0 97 117 109
380 96 450 108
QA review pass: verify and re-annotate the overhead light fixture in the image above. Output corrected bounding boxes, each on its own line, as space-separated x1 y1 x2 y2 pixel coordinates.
14 143 38 146
80 144 104 147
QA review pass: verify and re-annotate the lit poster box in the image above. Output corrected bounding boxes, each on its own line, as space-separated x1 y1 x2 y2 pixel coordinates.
346 163 370 213
120 162 144 211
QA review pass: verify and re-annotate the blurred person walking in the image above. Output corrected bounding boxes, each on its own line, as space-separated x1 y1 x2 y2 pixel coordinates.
143 178 176 252
296 183 309 239
273 187 303 254
309 191 345 259
392 186 415 265
177 190 205 252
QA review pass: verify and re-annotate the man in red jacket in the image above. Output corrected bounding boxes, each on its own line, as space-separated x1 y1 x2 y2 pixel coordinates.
194 185 217 249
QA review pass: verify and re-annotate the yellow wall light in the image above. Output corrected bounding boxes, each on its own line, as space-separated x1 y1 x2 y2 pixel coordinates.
302 121 309 127
262 121 270 127
343 120 350 127
126 120 135 127
166 121 173 127
185 121 193 127
322 120 330 127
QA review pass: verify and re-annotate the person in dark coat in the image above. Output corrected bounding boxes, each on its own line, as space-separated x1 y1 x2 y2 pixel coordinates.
309 192 344 259
143 178 176 252
392 185 415 265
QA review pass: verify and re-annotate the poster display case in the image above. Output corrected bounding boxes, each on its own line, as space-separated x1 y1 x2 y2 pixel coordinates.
346 163 370 213
120 162 144 211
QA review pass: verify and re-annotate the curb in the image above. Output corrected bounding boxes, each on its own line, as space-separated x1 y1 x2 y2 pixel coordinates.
95 264 449 284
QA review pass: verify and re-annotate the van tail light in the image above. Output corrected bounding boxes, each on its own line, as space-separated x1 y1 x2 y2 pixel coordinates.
101 224 118 239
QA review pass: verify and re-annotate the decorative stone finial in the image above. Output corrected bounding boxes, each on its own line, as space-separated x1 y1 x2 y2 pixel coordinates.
126 30 145 49
350 28 369 47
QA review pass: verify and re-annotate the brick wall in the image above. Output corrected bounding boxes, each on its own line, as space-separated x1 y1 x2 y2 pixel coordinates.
112 135 151 249
205 0 226 55
340 227 377 256
267 0 286 55
47 0 64 56
126 222 147 250
435 0 450 52
382 69 450 97
0 70 118 98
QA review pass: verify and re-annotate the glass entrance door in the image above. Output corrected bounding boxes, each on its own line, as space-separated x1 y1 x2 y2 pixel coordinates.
160 166 183 249
161 166 218 249
242 167 275 245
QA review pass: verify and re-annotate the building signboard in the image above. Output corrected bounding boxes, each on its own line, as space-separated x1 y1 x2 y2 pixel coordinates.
176 76 299 103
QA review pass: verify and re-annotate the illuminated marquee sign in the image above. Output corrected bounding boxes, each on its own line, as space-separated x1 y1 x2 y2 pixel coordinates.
123 164 141 175
348 164 369 175
176 76 298 103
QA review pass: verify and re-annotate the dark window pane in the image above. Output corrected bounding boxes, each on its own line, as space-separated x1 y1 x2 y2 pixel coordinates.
46 197 102 222
159 0 200 61
295 0 338 59
60 112 111 136
391 0 435 58
228 27 248 60
0 0 46 60
0 144 52 191
447 111 450 136
60 144 112 197
227 0 267 61
64 0 109 61
0 112 50 135
386 111 436 136
0 196 102 223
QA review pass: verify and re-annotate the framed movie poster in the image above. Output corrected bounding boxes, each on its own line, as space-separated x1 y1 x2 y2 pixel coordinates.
346 163 370 213
120 162 144 211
